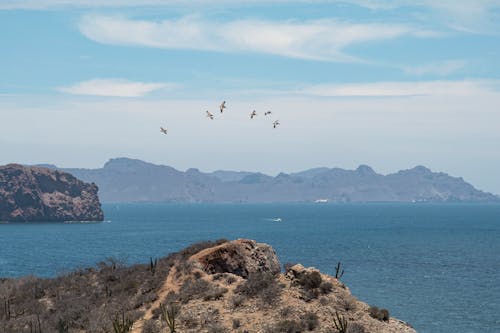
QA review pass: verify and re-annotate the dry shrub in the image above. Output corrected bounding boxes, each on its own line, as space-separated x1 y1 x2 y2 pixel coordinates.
347 322 367 333
235 271 282 307
141 319 160 333
203 285 228 301
302 311 319 331
338 295 357 311
319 296 331 306
368 306 390 321
179 310 198 329
319 281 334 294
230 294 246 309
269 320 304 333
207 322 229 333
297 271 322 290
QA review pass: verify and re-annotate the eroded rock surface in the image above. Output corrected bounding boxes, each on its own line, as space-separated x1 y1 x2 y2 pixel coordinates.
191 239 281 277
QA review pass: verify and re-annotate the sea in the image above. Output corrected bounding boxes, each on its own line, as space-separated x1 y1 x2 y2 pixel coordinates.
1 203 499 333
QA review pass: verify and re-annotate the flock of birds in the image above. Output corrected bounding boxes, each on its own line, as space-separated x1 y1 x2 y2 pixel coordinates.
160 101 280 135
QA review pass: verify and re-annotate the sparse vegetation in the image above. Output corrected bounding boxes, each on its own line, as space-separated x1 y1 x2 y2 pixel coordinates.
0 239 409 333
335 262 345 279
57 318 69 333
319 280 334 294
338 295 358 311
112 312 134 333
232 318 241 329
150 257 158 276
302 311 319 331
0 245 175 332
141 319 160 333
267 319 304 333
369 306 390 321
346 322 367 333
160 302 180 333
235 271 282 306
333 312 349 333
297 270 322 290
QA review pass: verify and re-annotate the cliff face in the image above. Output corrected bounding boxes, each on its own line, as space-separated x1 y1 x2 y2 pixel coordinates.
0 164 104 222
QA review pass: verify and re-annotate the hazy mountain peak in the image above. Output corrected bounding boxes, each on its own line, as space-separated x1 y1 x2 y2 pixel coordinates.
356 164 377 176
103 157 154 169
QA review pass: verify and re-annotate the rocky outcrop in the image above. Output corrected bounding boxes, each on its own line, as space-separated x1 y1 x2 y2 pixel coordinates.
161 239 417 333
0 164 103 222
191 239 281 277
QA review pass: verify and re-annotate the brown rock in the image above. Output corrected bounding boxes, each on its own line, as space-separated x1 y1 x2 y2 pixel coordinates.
191 239 281 277
0 164 104 222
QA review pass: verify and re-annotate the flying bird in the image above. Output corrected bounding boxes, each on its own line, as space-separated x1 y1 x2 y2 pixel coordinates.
265 111 272 116
206 111 214 120
250 110 257 119
273 120 280 128
219 101 226 113
160 127 168 135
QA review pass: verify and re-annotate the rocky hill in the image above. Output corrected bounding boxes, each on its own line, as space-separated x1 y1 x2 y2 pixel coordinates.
0 164 104 222
45 157 499 203
0 239 416 333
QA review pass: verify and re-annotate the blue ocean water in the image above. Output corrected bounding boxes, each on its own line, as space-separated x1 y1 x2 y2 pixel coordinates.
1 203 499 333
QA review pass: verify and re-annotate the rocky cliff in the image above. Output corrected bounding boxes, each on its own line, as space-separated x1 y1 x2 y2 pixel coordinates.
0 164 104 222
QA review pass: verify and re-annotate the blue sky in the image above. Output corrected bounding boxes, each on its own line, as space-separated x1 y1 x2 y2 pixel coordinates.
1 1 500 194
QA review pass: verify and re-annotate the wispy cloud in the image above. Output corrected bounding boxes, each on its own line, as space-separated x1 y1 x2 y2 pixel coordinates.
348 0 500 33
302 79 500 97
402 60 466 76
4 1 498 34
57 79 171 97
79 15 434 62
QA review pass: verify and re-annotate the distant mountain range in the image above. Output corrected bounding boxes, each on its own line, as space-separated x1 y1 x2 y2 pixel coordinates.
37 158 499 203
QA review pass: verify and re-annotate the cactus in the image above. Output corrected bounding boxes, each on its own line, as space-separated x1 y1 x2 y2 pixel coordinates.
333 312 348 333
2 298 24 320
160 302 180 333
335 261 344 279
3 298 10 320
57 318 69 333
150 257 158 276
28 314 43 333
112 312 133 333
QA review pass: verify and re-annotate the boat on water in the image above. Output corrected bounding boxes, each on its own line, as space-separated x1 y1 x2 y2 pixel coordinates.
314 199 329 203
271 218 282 222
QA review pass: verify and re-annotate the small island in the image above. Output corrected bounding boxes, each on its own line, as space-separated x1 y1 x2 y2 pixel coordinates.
0 164 103 222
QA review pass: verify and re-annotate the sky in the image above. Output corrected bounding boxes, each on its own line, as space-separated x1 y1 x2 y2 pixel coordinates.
1 1 500 194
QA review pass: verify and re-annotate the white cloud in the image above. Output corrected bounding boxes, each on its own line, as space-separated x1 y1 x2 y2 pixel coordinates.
302 79 500 97
402 60 466 76
57 79 171 97
79 15 433 62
